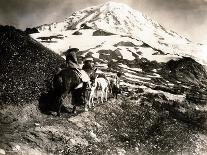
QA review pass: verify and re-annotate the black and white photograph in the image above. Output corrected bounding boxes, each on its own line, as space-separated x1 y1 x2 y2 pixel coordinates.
0 0 207 154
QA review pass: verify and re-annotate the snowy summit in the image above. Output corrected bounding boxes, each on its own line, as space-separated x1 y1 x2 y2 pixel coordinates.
34 1 207 65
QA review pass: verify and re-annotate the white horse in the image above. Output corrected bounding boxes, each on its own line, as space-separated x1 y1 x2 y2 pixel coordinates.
88 77 109 108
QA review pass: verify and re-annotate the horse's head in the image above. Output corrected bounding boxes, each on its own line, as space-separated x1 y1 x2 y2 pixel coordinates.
87 68 98 87
109 76 116 85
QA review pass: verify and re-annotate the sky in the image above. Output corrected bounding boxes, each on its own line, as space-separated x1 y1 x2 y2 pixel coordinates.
0 0 207 44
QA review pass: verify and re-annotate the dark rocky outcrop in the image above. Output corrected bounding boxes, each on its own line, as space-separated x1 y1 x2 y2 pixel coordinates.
98 49 122 61
72 31 82 35
136 58 161 72
80 23 92 29
161 57 207 86
114 41 136 47
140 42 151 48
24 27 39 34
186 86 207 105
93 29 114 36
36 35 64 42
0 25 65 105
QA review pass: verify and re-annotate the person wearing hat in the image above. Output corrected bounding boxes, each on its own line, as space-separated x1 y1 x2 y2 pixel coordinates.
82 56 94 75
62 48 80 69
62 47 90 110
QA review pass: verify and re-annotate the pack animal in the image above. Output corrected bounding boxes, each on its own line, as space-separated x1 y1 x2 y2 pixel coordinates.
53 68 90 116
110 75 121 99
88 76 109 108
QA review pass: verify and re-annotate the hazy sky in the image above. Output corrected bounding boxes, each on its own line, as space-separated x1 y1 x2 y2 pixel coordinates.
0 0 207 43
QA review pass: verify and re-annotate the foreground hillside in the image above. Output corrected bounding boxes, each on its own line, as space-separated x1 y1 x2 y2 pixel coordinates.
1 93 207 155
0 25 65 105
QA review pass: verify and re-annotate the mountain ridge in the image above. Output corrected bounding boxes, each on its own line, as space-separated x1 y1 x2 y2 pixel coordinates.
35 1 207 65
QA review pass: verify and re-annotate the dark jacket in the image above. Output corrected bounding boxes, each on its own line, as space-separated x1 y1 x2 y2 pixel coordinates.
82 60 93 74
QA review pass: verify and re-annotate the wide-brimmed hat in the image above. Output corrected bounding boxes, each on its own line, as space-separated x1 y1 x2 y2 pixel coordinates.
84 57 93 61
62 48 79 56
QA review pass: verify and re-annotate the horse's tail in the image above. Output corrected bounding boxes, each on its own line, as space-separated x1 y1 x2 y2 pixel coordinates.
52 72 63 93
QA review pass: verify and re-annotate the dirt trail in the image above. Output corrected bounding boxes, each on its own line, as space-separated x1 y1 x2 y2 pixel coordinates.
0 98 123 155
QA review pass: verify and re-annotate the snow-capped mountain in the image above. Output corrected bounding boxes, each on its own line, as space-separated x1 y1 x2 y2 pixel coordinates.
34 1 207 65
1 2 207 154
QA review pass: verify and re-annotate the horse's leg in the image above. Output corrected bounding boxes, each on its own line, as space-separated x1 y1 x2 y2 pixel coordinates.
101 89 104 104
72 106 76 114
59 90 70 116
95 89 99 105
112 86 115 98
84 104 88 112
106 89 108 101
92 96 95 107
88 91 92 108
89 96 92 108
105 87 108 102
71 94 77 114
56 93 64 116
84 91 88 112
57 99 62 116
84 94 89 111
115 90 118 99
81 82 89 112
88 96 91 108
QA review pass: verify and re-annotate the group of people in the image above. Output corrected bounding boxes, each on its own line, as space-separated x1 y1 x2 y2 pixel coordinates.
63 47 94 75
62 47 122 104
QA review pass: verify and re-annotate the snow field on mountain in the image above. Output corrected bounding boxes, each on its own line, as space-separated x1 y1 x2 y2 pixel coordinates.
31 29 183 64
119 64 142 72
120 81 138 88
145 87 186 102
35 1 207 66
124 72 151 81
